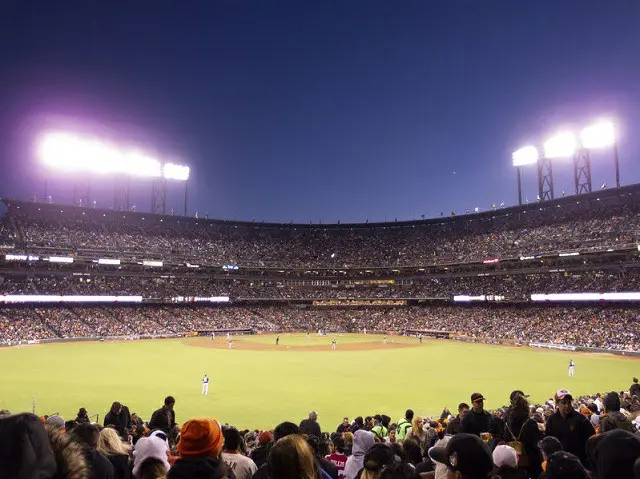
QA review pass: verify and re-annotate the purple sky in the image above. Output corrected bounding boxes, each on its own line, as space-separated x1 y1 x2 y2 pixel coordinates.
1 1 639 222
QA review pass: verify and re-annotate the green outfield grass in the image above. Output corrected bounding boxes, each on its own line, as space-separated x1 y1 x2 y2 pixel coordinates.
0 334 637 430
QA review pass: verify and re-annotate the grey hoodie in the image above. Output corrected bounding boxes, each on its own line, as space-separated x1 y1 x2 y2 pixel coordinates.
343 430 375 479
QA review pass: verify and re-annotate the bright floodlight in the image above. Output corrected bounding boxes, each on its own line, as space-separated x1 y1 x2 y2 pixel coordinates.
512 146 539 166
164 163 190 181
544 131 577 158
581 121 615 149
39 132 87 170
38 131 189 180
126 151 162 177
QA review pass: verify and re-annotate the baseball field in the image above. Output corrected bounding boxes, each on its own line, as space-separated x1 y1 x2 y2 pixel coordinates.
0 333 637 430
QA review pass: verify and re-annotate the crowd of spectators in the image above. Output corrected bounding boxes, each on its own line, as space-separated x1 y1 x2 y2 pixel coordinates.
2 200 640 268
1 386 639 478
2 305 639 351
2 268 640 301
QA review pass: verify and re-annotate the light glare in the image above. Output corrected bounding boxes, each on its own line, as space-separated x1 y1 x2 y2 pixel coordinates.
512 146 539 166
38 131 189 180
164 163 190 180
581 121 615 149
544 131 577 158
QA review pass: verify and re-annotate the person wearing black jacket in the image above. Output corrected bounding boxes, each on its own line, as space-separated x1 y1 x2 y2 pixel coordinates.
504 393 543 478
104 402 131 439
148 396 177 437
460 393 492 437
545 389 595 466
446 403 469 436
299 411 322 438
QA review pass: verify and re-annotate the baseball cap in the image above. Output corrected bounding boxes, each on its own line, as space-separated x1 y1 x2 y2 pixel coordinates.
493 444 518 468
554 389 572 402
545 452 587 479
428 433 493 476
470 393 485 402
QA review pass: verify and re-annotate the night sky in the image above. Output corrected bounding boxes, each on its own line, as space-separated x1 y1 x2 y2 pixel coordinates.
0 1 639 223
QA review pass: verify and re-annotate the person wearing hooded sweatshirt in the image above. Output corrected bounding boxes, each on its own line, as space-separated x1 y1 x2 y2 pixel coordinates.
343 430 375 479
168 418 232 479
599 391 636 434
133 437 171 479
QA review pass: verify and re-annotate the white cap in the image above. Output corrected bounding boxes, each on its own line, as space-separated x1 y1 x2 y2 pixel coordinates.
132 437 170 478
493 444 518 468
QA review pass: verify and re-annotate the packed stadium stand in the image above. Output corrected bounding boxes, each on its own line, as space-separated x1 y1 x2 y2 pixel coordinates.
2 190 640 479
1 184 640 351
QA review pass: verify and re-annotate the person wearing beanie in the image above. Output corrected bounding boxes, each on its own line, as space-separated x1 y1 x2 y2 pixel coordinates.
599 391 636 433
133 437 171 478
250 431 273 469
221 427 257 479
168 418 231 479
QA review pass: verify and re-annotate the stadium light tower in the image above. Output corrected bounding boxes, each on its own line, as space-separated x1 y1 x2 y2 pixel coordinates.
512 146 539 206
37 131 191 215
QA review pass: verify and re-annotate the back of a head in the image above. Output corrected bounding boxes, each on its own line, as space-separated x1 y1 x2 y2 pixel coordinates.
380 462 420 479
405 410 414 421
274 421 300 441
0 413 57 478
603 391 621 412
138 457 168 479
545 451 588 479
164 396 175 407
381 415 391 428
223 427 243 452
540 436 563 458
268 434 316 479
587 429 640 479
72 422 100 449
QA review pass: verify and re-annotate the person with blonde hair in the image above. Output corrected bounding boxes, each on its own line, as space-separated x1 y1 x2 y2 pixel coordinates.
406 417 427 450
97 427 132 479
267 434 321 479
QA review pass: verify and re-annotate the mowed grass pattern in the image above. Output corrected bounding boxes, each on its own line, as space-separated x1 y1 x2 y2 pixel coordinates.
0 334 637 430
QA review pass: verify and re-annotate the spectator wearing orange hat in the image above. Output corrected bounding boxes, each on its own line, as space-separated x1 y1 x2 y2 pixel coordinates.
168 418 231 479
